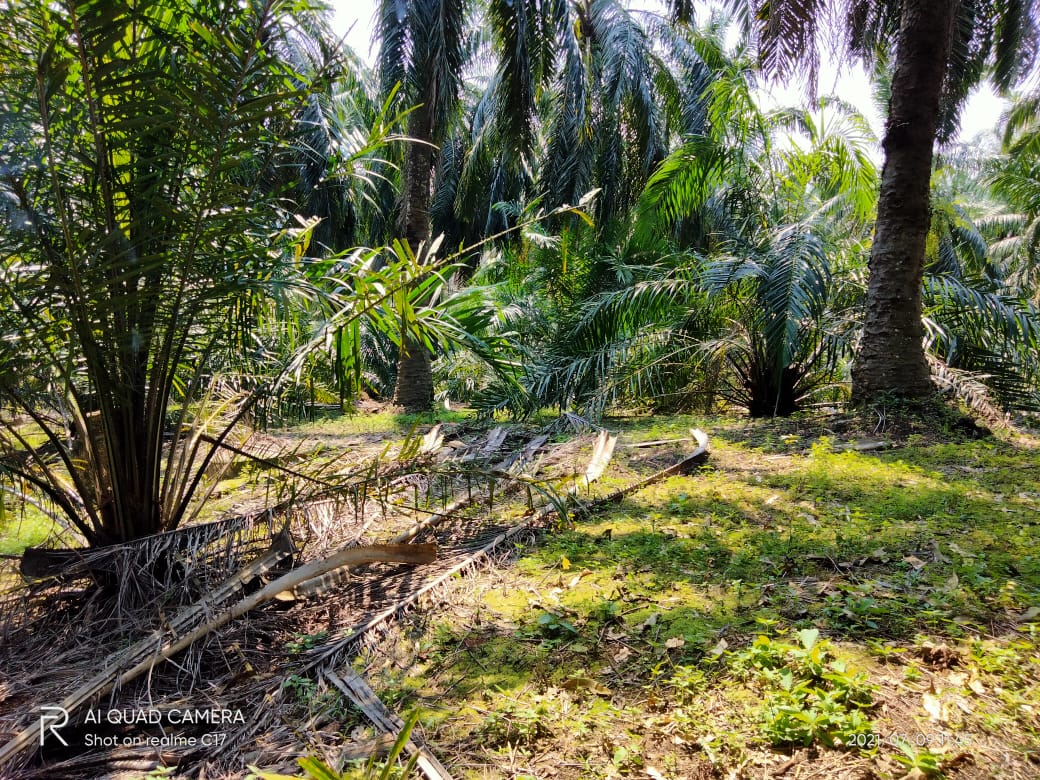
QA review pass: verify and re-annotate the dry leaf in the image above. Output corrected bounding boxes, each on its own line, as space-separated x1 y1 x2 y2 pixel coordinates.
645 768 666 780
561 676 612 696
929 540 951 564
968 679 986 695
640 612 660 632
708 637 728 657
903 555 927 570
922 692 944 721
1015 606 1040 623
664 636 685 650
613 646 634 663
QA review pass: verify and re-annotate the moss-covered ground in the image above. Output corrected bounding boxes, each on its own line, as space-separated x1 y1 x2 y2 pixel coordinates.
346 410 1040 779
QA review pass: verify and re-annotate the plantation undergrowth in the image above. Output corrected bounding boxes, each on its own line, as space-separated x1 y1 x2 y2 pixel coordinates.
344 409 1040 779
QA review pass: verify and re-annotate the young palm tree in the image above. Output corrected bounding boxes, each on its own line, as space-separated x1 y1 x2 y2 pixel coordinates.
0 0 338 546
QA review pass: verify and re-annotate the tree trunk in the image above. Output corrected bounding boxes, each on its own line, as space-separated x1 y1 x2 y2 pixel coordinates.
392 98 437 412
394 333 435 412
851 0 957 403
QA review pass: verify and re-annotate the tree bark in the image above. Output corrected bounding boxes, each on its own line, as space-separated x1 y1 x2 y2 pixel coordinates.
392 98 437 412
851 0 957 403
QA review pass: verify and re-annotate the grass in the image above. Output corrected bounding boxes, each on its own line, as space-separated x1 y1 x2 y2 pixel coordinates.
5 406 1039 777
0 501 63 556
278 408 474 437
347 410 1040 778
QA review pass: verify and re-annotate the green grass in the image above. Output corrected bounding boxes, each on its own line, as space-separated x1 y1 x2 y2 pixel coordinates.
0 502 62 556
279 408 474 437
350 411 1040 778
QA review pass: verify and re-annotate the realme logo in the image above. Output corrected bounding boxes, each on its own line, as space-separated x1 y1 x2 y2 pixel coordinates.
38 706 69 747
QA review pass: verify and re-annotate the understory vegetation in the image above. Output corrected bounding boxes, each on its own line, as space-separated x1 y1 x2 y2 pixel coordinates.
338 411 1040 779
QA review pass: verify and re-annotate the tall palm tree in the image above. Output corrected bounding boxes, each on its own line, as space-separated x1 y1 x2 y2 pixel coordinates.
987 92 1040 297
375 0 470 411
696 0 1039 404
376 0 553 410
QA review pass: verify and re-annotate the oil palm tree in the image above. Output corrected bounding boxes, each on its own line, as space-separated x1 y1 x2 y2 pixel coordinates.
376 0 705 410
987 92 1040 297
376 0 566 410
0 0 342 546
689 0 1040 404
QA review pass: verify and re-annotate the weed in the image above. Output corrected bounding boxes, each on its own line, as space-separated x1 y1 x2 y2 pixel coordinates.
535 610 579 639
891 737 945 778
668 665 707 703
731 630 876 749
479 693 553 746
281 674 353 723
286 631 330 654
248 711 421 780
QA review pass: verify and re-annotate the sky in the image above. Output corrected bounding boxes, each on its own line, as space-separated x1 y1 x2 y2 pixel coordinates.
329 0 1006 145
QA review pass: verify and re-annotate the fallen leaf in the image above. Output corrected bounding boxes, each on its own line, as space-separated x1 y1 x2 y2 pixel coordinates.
797 628 820 650
1015 606 1040 623
613 646 634 663
922 692 944 721
645 768 666 780
929 540 951 564
708 637 728 657
561 676 612 696
942 573 960 593
903 555 927 570
639 612 660 632
664 636 685 650
947 672 967 686
560 555 571 570
948 542 976 559
968 679 986 695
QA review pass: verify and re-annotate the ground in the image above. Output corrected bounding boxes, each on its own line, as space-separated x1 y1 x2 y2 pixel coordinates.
261 407 1040 780
2 406 1039 779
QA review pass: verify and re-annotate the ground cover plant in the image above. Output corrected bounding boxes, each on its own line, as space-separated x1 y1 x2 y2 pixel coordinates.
333 409 1040 779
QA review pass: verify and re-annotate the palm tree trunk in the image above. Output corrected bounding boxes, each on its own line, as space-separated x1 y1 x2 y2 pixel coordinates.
392 99 437 412
851 0 957 403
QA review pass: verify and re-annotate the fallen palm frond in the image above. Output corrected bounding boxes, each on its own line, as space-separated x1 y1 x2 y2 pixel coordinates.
299 430 612 669
326 668 454 780
278 427 529 598
0 541 436 770
584 428 709 510
584 429 619 485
